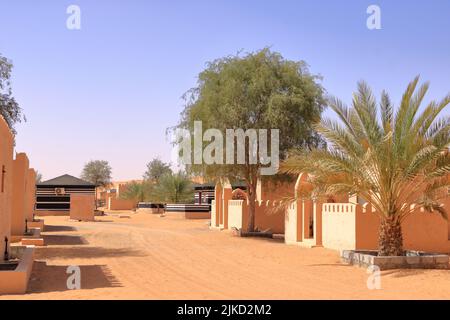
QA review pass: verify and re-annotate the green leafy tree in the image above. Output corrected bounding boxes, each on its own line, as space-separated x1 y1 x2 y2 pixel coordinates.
120 180 154 206
81 160 112 209
176 48 326 231
153 172 194 204
143 158 172 181
281 77 450 256
81 160 112 187
0 54 25 135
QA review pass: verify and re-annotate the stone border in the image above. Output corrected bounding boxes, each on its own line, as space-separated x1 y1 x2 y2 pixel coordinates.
341 250 449 270
0 246 35 294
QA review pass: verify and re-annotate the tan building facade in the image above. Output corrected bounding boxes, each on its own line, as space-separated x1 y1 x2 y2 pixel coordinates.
0 116 14 262
285 173 450 253
212 174 450 253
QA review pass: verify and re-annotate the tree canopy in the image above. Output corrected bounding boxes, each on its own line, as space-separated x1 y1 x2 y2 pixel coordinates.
0 54 24 135
81 160 112 187
175 48 326 231
143 158 172 181
152 172 194 204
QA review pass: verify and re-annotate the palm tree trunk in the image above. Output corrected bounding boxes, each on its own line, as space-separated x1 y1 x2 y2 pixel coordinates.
378 216 403 256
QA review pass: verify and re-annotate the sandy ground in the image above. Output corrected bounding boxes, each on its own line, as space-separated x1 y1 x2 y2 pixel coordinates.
1 211 449 300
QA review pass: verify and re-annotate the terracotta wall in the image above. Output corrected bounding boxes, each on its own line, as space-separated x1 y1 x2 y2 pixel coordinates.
11 153 29 236
254 201 285 234
24 168 36 222
258 179 296 201
0 116 14 261
108 197 136 210
402 210 450 253
226 200 284 233
70 194 95 221
322 202 450 253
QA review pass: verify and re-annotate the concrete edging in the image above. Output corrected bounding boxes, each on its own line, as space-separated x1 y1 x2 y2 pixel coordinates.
341 250 450 270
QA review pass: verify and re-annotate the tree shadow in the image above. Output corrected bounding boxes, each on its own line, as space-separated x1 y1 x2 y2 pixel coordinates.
307 263 354 268
43 235 89 246
35 246 146 260
44 225 77 232
381 269 430 277
236 235 286 245
28 261 122 293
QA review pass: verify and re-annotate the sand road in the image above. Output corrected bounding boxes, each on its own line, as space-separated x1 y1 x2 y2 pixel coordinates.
1 212 449 299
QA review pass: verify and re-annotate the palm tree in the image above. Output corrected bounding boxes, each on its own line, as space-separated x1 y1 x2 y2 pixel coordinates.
153 172 194 204
281 76 450 256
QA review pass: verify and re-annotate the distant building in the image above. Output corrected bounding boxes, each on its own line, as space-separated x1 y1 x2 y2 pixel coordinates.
35 174 95 216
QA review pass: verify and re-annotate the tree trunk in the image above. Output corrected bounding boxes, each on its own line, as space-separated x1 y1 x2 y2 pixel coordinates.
94 187 98 210
248 187 256 232
244 164 258 232
378 216 404 256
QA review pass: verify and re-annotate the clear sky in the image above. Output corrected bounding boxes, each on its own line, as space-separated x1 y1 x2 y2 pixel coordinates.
1 0 449 181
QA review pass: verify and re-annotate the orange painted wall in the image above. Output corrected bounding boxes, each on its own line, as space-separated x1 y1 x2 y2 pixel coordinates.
11 153 29 236
322 202 450 253
70 194 95 221
259 179 296 201
108 197 136 210
254 201 285 234
24 168 36 222
0 116 14 261
354 206 380 250
354 206 450 253
402 211 449 253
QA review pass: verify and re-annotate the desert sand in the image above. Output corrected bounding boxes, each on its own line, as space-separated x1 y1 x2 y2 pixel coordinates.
1 212 449 300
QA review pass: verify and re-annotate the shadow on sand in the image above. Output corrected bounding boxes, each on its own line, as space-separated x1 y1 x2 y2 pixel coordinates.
43 225 77 232
43 234 89 246
35 246 146 260
28 261 122 293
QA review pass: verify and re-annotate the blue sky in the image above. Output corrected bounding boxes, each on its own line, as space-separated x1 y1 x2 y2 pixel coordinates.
1 0 449 180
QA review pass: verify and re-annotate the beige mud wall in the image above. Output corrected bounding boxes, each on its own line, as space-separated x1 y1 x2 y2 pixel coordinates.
11 153 29 237
322 203 358 251
322 202 450 253
322 203 378 251
284 202 298 244
0 116 14 261
228 200 284 233
227 200 247 230
70 194 95 221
